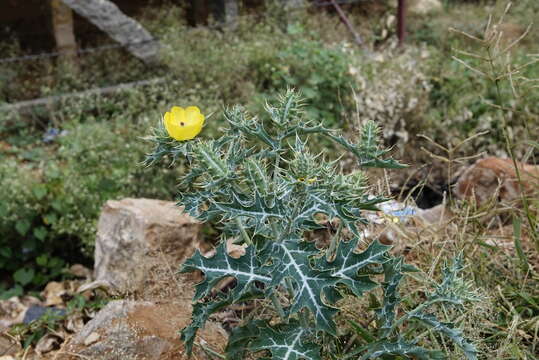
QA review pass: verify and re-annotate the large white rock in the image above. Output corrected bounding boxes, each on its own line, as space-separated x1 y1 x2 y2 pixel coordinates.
94 198 201 293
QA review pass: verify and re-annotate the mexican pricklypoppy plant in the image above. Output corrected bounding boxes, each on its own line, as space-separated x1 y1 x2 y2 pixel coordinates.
146 91 478 360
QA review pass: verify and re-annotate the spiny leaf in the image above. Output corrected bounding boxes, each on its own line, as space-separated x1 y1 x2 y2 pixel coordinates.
210 191 288 235
263 238 339 334
430 253 481 305
245 158 271 195
300 192 365 236
182 291 264 357
248 321 322 360
288 121 406 169
325 129 406 169
179 190 213 220
193 140 230 178
360 339 446 360
180 243 271 301
265 88 305 128
318 239 392 297
411 312 478 360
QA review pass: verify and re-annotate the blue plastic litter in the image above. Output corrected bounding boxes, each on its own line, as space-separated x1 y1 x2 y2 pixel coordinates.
388 207 417 222
43 128 68 143
23 305 66 324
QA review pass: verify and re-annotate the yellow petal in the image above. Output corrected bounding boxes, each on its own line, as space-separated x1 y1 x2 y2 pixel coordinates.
163 106 205 141
171 106 185 115
185 106 205 126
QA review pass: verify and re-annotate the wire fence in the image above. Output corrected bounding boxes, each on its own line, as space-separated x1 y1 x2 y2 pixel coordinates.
0 39 159 64
0 0 369 113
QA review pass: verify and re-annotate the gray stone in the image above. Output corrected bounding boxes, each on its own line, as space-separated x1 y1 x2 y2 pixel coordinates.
64 300 227 360
61 0 159 64
94 198 201 293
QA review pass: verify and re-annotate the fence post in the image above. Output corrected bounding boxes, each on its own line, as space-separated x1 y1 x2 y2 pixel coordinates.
51 0 78 64
224 0 239 29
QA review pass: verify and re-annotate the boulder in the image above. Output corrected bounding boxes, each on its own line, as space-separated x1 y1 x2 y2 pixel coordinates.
455 157 539 207
62 300 227 360
94 198 201 293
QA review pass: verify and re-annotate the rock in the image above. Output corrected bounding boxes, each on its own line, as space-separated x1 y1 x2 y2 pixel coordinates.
65 315 85 334
455 157 539 207
94 198 201 293
63 300 227 360
83 332 100 346
68 264 92 279
35 333 63 356
0 297 28 331
76 279 117 297
43 281 68 306
408 0 442 15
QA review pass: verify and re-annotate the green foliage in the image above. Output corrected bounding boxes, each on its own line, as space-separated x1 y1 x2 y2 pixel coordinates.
251 38 353 126
146 90 477 359
0 116 180 292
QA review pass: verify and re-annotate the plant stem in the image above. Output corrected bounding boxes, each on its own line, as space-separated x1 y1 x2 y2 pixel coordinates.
326 221 343 261
196 342 226 359
271 221 281 242
388 298 448 335
273 152 280 181
486 47 539 252
285 277 295 300
270 291 286 320
235 217 252 246
281 194 304 241
299 308 309 329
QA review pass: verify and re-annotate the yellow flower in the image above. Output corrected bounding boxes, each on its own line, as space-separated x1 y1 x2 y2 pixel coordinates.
163 106 205 141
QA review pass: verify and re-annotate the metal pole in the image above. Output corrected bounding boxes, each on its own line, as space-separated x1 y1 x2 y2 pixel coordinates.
397 0 406 47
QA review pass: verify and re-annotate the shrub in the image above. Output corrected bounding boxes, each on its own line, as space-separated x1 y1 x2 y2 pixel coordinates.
250 38 353 127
